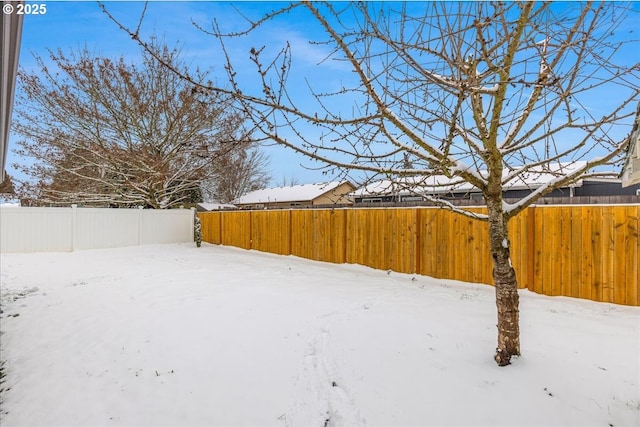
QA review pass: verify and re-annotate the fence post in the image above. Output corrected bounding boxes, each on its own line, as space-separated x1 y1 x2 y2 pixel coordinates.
138 206 144 246
71 204 78 252
289 209 293 255
415 208 422 275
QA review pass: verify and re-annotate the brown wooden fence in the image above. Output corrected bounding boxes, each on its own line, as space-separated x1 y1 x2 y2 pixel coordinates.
199 205 639 306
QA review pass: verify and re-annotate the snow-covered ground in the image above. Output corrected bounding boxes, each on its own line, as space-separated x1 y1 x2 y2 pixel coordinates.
0 243 638 427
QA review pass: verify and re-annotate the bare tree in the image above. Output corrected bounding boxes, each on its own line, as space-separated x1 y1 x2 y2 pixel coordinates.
13 41 268 208
202 141 271 203
279 174 301 188
105 2 640 364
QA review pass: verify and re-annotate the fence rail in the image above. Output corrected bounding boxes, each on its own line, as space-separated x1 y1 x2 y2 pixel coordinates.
1 206 195 253
199 205 639 306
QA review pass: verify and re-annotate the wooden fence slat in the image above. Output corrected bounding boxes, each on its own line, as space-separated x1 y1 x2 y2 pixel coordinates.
456 212 469 283
601 207 614 303
334 209 348 264
415 208 422 276
560 206 572 299
534 207 544 294
591 207 604 302
290 210 309 259
451 211 461 281
374 209 387 271
350 210 362 266
550 207 562 297
420 209 436 278
435 210 447 280
624 206 639 306
469 215 483 284
580 206 593 302
570 207 583 300
613 207 627 305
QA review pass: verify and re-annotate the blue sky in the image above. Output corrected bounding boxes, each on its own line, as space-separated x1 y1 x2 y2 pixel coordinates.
7 1 640 188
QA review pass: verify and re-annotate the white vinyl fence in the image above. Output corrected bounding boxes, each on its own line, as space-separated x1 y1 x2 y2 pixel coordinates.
0 205 195 253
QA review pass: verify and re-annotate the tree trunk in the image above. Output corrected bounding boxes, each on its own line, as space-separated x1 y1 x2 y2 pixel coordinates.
486 199 521 366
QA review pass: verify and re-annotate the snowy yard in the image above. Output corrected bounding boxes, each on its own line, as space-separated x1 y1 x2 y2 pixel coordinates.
0 243 638 427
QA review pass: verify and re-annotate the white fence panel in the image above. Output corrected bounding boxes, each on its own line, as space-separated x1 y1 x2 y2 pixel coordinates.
0 206 194 253
140 209 194 245
0 207 73 252
75 208 142 250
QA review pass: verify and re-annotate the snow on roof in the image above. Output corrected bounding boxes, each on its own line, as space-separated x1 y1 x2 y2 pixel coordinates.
353 162 589 197
233 181 351 205
197 202 236 211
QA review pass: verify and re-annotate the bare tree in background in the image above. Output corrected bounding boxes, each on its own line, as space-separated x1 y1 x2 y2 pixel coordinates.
202 142 271 203
13 41 269 208
279 175 301 188
105 2 639 364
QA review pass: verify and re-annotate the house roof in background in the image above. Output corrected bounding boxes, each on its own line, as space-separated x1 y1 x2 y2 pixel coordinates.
197 202 236 211
353 162 590 197
233 181 354 205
